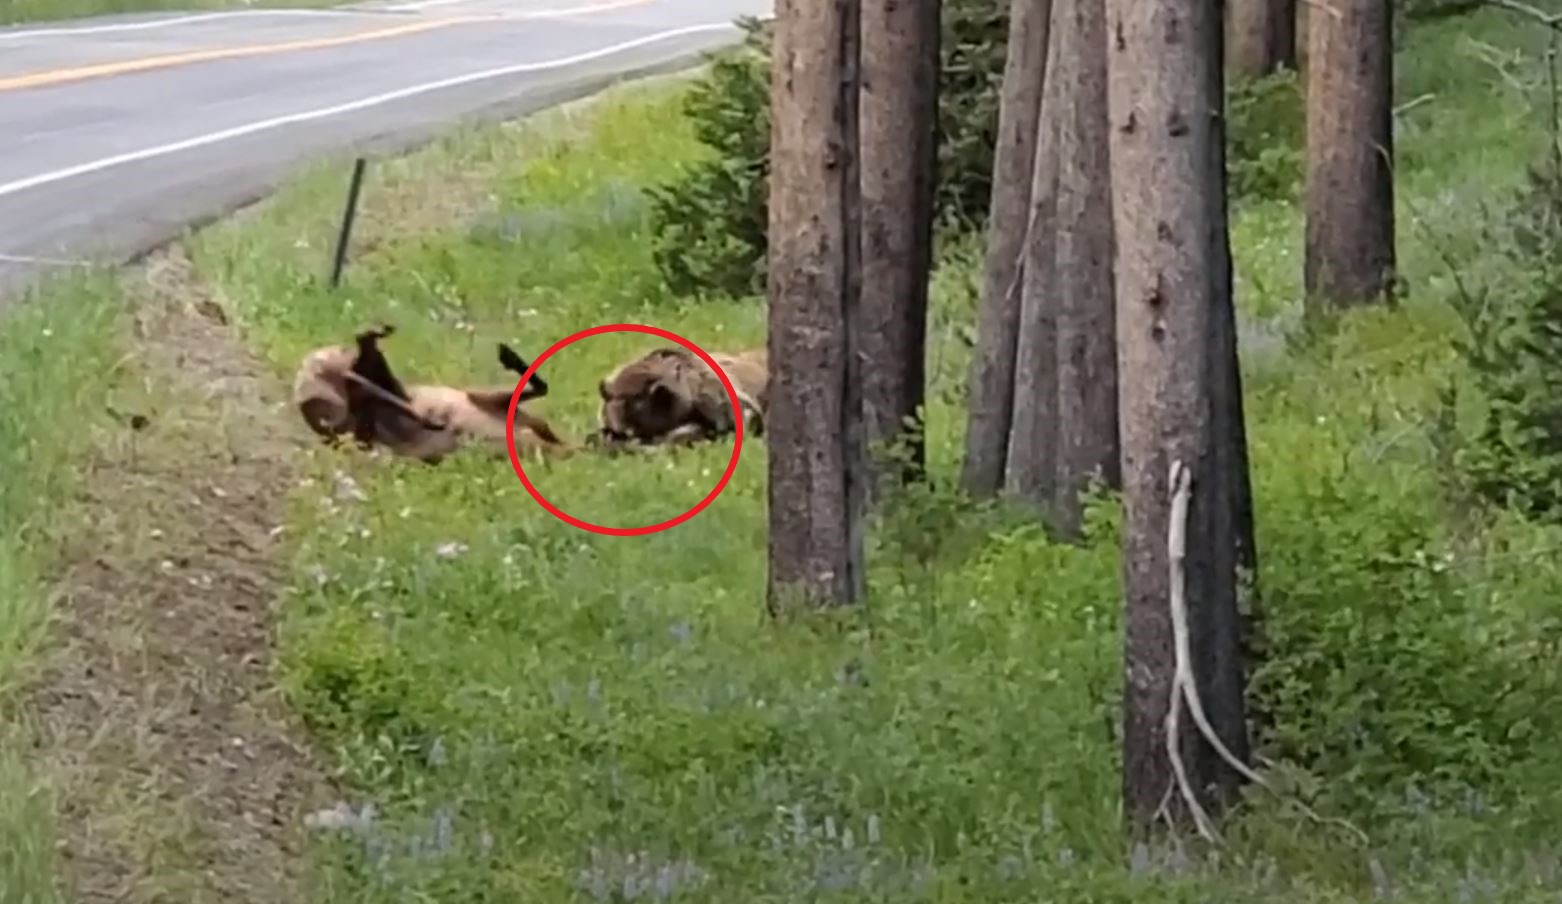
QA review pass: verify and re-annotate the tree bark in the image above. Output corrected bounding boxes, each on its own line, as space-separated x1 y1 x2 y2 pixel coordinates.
1212 36 1263 705
1303 0 1395 311
766 0 868 613
1106 0 1254 836
961 0 1055 498
860 0 941 491
1002 0 1065 509
1227 0 1297 79
1208 0 1265 759
1213 124 1263 711
1294 0 1308 71
1051 0 1120 539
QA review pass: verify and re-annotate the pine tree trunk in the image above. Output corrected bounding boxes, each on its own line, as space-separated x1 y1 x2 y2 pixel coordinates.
861 0 940 490
1106 0 1254 836
766 0 868 613
1207 0 1264 765
1294 0 1308 72
1051 0 1120 539
1304 0 1395 311
1227 0 1297 79
1212 130 1264 709
1212 35 1263 701
961 0 1055 498
1002 0 1065 508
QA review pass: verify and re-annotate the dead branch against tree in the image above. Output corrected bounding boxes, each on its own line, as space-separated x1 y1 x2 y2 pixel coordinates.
1157 462 1369 847
1482 0 1562 28
1393 92 1437 115
1463 37 1541 93
1160 461 1220 842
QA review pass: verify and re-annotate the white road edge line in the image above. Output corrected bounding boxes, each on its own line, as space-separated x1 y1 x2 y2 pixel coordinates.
378 0 474 10
385 0 644 15
382 0 484 9
0 0 664 40
0 9 370 42
0 252 93 267
0 21 739 201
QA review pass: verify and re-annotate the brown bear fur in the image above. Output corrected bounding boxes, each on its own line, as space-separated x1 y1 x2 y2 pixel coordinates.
595 345 768 449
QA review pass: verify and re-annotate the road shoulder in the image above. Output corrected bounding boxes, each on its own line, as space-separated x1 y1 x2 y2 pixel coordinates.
26 247 336 904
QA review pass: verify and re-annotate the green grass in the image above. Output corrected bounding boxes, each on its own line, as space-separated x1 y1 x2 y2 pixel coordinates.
0 273 124 904
156 9 1562 902
0 0 345 26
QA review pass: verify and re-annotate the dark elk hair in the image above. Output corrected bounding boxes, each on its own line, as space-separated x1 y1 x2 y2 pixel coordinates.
343 325 551 448
498 342 548 397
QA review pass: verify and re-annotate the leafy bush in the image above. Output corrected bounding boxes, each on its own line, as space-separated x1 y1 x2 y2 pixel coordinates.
1455 158 1562 520
1240 300 1562 822
1226 68 1305 205
647 6 1008 300
931 0 1006 226
646 17 773 300
1248 453 1561 815
285 602 425 742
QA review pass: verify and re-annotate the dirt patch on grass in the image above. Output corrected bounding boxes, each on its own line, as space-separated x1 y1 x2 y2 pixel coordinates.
27 246 335 903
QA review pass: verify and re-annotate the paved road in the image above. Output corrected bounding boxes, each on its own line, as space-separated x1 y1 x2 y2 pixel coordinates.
0 0 769 300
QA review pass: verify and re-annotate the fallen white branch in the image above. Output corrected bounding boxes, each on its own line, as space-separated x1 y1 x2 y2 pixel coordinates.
1482 0 1562 28
1163 460 1220 841
1162 458 1369 848
1393 93 1437 117
1168 461 1270 789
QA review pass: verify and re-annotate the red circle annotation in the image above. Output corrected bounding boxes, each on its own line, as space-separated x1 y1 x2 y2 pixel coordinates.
504 323 745 537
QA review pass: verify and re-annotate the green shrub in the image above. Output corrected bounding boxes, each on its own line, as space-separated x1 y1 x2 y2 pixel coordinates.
1242 301 1562 822
931 0 1006 226
1248 455 1561 815
1454 159 1562 520
646 17 773 300
647 6 1008 300
1227 68 1305 205
284 602 424 742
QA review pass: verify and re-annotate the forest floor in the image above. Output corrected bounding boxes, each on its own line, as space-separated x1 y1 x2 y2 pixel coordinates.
3 5 1562 903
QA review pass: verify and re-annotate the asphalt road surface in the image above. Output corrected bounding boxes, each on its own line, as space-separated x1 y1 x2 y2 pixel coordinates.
0 0 770 300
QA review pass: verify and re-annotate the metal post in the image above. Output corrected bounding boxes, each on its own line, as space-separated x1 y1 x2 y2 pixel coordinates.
329 157 368 289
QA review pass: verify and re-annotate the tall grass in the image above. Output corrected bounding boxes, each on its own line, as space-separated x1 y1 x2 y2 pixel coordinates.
0 273 123 904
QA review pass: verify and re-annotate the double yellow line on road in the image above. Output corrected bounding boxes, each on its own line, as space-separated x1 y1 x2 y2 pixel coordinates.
0 15 483 94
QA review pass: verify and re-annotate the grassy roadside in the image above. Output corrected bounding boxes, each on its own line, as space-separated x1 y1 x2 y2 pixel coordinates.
0 5 1550 901
0 252 336 903
0 0 347 27
0 273 123 904
175 11 1562 900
